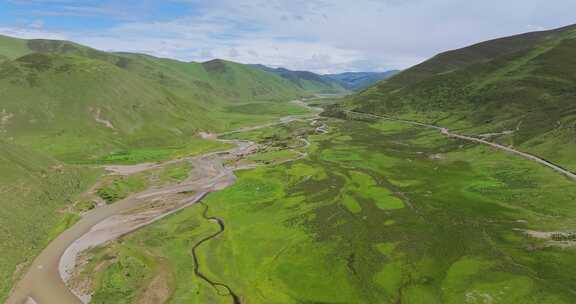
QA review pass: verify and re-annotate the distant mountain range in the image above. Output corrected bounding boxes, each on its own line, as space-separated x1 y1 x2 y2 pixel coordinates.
324 71 400 91
251 64 399 93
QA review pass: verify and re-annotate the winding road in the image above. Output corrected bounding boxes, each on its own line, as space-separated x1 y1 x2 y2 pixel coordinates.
7 100 321 304
9 99 574 304
346 110 576 181
10 97 573 304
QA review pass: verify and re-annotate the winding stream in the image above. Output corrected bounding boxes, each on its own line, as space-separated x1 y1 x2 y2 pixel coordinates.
191 202 241 304
6 100 320 304
8 99 572 304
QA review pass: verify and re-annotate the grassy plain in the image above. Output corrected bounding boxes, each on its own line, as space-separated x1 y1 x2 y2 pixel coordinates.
92 139 229 165
86 115 576 303
96 160 194 204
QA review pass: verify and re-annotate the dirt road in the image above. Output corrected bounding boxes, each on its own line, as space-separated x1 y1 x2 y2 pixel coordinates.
347 110 576 181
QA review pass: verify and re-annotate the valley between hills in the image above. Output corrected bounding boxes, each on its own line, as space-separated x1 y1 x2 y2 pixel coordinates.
2 23 576 304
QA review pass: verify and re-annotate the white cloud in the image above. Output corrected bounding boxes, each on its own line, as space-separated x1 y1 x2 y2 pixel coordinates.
28 19 45 29
3 0 576 73
0 26 67 40
64 0 397 73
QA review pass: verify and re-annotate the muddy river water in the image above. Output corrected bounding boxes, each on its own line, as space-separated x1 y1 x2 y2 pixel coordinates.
7 100 321 304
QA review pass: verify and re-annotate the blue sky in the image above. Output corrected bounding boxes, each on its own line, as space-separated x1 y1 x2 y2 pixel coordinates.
1 0 575 73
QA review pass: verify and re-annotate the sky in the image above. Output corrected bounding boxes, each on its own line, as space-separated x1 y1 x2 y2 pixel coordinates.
0 0 575 73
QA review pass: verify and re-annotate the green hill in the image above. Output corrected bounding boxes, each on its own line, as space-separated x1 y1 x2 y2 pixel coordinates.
0 52 216 162
0 36 305 103
200 60 308 101
0 35 309 162
347 24 576 170
0 140 98 299
0 35 32 60
0 34 312 300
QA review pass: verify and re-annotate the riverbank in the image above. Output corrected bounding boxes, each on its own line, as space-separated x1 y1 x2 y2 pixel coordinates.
6 100 319 304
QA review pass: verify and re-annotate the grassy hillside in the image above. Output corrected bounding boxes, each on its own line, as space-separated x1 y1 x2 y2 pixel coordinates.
0 141 98 301
0 34 312 300
0 37 305 103
0 35 32 60
379 24 576 87
0 52 217 162
0 35 310 163
347 24 576 170
201 60 307 101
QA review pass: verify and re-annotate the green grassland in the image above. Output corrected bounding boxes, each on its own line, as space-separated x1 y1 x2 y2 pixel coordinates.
0 52 214 162
0 141 99 300
221 119 314 143
78 203 219 303
0 35 310 164
92 138 230 165
0 35 31 60
4 24 576 304
96 161 193 204
85 116 576 303
0 52 306 163
96 173 150 204
0 33 316 301
246 150 300 162
209 102 312 131
95 163 191 206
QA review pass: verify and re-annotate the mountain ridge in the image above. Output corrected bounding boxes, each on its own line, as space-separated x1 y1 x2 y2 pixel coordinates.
251 64 399 93
250 64 349 94
325 70 400 91
0 34 314 162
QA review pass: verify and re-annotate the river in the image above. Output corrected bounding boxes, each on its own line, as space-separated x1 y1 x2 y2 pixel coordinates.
7 100 321 304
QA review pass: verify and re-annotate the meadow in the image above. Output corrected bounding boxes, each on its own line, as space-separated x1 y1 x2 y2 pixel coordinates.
0 141 100 300
83 115 576 303
0 90 313 301
96 161 193 204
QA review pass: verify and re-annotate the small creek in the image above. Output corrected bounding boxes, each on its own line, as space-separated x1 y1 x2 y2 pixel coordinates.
191 202 241 304
7 100 321 304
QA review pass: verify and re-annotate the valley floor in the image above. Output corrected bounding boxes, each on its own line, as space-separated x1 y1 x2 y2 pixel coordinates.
6 101 320 304
8 101 576 304
0 99 314 303
65 113 576 303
